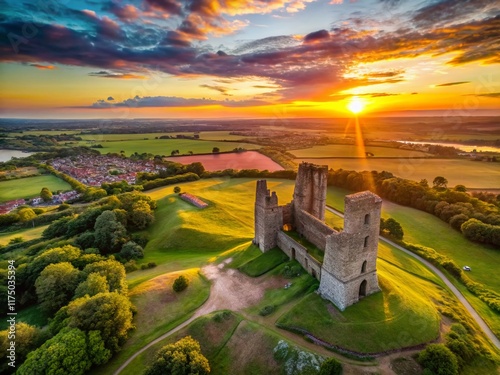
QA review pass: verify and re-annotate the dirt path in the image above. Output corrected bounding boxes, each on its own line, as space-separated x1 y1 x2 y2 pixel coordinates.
114 259 283 375
326 205 500 350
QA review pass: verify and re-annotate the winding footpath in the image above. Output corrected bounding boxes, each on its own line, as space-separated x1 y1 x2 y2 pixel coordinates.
326 206 500 350
115 207 499 375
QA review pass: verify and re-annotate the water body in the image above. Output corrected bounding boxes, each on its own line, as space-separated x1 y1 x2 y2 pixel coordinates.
166 151 284 172
0 149 34 162
398 141 500 153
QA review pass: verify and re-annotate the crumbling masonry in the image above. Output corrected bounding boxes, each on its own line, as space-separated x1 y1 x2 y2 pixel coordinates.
253 162 382 310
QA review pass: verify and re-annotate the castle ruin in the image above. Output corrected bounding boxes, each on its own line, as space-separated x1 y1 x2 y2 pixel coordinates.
254 162 382 310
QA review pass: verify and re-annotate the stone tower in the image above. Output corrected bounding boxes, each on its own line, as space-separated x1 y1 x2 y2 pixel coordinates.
293 163 328 220
318 191 382 310
254 180 283 252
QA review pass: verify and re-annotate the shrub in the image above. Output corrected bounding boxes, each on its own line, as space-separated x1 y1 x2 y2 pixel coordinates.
259 305 276 316
172 275 189 292
319 357 342 375
418 344 458 375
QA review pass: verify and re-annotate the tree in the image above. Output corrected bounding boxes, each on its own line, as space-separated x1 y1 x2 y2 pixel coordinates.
384 218 404 240
129 200 154 230
28 245 81 284
212 147 220 153
174 186 181 194
82 259 128 295
145 336 210 375
35 262 80 313
173 275 189 292
0 323 42 372
17 328 110 375
67 292 134 352
74 272 109 298
94 210 127 253
18 207 36 227
76 231 96 249
454 184 467 192
120 241 144 260
433 176 448 189
319 357 342 375
40 187 53 202
418 344 458 375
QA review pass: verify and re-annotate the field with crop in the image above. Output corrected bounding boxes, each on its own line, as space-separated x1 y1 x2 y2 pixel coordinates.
80 138 259 157
0 175 71 202
298 158 500 188
290 144 430 158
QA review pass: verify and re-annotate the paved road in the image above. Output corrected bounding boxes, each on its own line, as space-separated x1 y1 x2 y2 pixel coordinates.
326 206 500 350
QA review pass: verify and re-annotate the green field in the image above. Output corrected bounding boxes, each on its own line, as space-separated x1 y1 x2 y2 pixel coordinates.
298 158 500 188
0 225 49 246
290 144 430 158
0 175 71 202
78 131 252 142
77 139 258 157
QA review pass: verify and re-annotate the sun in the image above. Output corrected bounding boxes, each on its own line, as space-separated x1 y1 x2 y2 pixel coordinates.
348 96 365 114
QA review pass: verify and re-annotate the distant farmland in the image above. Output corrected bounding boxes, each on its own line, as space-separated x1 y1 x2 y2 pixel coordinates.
83 139 258 156
297 158 500 189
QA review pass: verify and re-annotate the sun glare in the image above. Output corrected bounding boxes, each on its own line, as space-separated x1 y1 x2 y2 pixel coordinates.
348 96 365 114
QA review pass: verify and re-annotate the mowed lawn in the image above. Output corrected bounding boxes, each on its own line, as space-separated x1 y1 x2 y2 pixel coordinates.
326 187 500 293
79 139 259 157
290 144 430 158
0 225 49 246
298 158 500 189
0 175 71 202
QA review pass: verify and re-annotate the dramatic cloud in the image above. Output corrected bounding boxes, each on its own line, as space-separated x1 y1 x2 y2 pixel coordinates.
30 63 55 70
200 84 232 96
89 95 269 108
436 81 471 87
88 71 146 79
0 0 498 105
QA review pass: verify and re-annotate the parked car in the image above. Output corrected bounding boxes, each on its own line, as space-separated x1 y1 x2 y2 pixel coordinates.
463 266 471 271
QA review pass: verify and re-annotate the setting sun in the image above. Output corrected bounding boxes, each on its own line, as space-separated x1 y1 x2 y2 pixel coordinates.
348 96 365 114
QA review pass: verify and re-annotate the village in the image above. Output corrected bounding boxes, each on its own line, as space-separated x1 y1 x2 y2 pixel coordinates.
0 154 165 214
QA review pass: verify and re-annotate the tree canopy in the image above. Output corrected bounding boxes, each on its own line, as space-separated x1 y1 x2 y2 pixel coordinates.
145 336 210 375
35 262 80 313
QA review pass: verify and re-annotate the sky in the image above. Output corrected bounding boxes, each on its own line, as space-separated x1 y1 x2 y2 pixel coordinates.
0 0 499 119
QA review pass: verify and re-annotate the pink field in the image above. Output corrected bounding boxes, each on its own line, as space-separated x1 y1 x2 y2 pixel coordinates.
166 151 284 172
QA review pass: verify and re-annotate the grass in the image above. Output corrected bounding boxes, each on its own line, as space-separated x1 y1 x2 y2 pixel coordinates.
0 225 48 246
78 131 252 142
77 138 258 157
93 268 210 375
247 261 319 315
0 304 49 330
297 158 500 189
277 259 442 353
239 247 289 277
0 175 71 202
290 144 430 158
284 230 325 263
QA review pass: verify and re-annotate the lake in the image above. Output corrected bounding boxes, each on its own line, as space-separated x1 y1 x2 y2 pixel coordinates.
0 149 34 162
166 151 284 171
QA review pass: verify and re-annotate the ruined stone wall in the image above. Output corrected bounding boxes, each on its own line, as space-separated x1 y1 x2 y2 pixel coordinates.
293 163 328 220
318 268 379 311
282 203 293 226
295 209 334 251
254 180 283 252
277 231 321 280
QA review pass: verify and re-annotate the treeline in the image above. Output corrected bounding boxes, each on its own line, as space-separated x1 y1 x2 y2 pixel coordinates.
258 147 297 170
327 169 500 248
